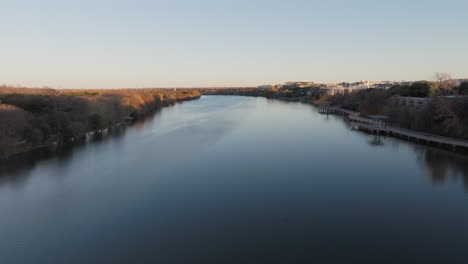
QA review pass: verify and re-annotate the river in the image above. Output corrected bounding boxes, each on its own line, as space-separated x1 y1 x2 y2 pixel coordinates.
1 95 468 263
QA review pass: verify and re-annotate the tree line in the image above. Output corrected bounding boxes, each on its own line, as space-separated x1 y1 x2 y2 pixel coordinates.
314 74 468 139
196 74 468 140
0 87 200 158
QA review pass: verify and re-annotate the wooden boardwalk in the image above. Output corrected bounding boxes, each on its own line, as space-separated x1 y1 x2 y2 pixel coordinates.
319 106 468 149
318 106 359 116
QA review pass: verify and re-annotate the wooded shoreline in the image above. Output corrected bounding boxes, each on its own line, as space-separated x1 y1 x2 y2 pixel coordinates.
2 80 468 158
0 87 201 158
198 83 468 143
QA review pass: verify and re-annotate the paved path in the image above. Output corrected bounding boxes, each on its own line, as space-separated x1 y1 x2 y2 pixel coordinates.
320 106 468 149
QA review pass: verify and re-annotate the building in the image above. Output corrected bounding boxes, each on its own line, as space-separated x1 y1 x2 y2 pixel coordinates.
283 81 316 89
398 97 432 108
453 79 468 87
257 85 273 90
396 81 414 86
321 86 355 95
370 83 393 89
399 95 468 108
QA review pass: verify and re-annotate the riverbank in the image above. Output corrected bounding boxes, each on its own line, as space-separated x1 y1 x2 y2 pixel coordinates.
319 106 468 151
199 86 468 143
2 95 468 264
0 87 201 158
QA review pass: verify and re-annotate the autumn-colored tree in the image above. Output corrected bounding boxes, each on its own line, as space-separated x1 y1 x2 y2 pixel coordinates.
0 86 200 157
430 72 454 97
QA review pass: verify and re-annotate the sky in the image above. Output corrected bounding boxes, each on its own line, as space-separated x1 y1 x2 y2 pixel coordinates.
1 0 467 89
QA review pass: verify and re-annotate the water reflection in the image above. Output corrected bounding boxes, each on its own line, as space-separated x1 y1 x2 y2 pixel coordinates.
1 96 468 263
341 118 468 188
132 111 157 135
414 145 468 188
0 98 248 188
368 135 384 147
0 126 127 186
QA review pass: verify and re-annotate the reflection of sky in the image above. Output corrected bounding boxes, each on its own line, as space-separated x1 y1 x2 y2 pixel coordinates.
1 96 468 263
123 96 258 164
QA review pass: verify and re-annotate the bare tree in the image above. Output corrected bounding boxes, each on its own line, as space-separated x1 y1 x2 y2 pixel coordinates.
431 72 454 96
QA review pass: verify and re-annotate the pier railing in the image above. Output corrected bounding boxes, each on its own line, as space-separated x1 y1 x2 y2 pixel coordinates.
320 106 468 149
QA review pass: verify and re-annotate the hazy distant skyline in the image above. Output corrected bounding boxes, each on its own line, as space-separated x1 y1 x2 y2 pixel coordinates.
1 0 467 89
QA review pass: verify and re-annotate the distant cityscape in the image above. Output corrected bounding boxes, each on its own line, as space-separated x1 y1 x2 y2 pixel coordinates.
258 79 468 96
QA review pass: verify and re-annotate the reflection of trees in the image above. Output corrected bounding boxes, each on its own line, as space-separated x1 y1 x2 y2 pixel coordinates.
336 110 468 189
0 103 167 187
423 149 450 183
0 127 127 187
133 112 157 134
414 145 468 189
0 147 70 188
368 136 384 147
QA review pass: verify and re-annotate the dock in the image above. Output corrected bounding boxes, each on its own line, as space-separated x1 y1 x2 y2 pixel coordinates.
319 106 468 150
318 106 359 116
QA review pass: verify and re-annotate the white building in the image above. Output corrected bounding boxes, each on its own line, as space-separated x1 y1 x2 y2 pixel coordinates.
257 85 273 90
283 81 315 89
321 85 371 96
321 86 352 95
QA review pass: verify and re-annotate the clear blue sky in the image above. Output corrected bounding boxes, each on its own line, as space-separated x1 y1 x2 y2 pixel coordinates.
1 0 467 88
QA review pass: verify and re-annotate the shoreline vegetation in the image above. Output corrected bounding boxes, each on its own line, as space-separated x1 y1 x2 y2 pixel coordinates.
0 86 200 158
198 78 468 147
1 77 467 158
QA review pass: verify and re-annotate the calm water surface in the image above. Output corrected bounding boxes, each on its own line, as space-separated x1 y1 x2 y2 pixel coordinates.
1 96 468 263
